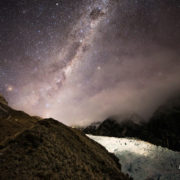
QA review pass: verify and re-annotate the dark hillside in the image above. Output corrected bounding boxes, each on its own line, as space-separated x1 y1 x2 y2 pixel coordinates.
0 95 131 180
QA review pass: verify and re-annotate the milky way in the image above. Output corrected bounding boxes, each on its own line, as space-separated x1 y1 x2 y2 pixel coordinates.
0 0 180 125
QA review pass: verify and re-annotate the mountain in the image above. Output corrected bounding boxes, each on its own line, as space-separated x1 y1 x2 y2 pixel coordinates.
88 135 180 180
83 113 145 139
83 98 180 151
83 114 143 136
147 96 180 151
0 94 131 180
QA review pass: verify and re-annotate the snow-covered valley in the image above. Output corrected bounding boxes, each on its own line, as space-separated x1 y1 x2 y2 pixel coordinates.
87 135 180 180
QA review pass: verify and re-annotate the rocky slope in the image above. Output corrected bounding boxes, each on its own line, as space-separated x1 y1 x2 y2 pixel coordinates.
0 94 131 180
83 97 180 151
0 94 39 143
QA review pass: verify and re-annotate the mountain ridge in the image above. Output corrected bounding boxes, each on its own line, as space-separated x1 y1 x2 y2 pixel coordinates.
83 97 180 151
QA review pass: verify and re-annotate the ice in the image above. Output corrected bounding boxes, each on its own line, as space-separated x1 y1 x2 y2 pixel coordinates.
87 134 180 180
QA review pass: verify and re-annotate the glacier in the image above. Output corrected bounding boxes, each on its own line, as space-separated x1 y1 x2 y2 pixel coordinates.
87 135 180 180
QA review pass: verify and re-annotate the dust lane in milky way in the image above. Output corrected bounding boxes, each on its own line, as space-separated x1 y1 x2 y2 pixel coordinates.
0 0 180 125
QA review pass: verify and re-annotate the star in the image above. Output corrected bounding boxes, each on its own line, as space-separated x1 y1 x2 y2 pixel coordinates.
6 85 13 92
0 0 179 126
97 66 101 70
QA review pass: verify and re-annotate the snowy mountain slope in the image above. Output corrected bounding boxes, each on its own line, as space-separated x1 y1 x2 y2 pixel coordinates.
87 135 180 180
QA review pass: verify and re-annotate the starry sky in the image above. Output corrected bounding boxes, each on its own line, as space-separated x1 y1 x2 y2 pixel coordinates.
0 0 180 125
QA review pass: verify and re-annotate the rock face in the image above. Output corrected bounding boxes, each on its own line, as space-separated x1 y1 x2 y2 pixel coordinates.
83 98 180 152
0 95 131 180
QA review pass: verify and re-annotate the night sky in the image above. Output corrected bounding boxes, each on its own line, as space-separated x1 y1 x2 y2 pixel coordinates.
0 0 180 125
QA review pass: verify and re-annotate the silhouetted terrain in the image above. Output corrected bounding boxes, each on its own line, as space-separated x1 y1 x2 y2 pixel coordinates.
83 97 180 151
0 94 131 180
